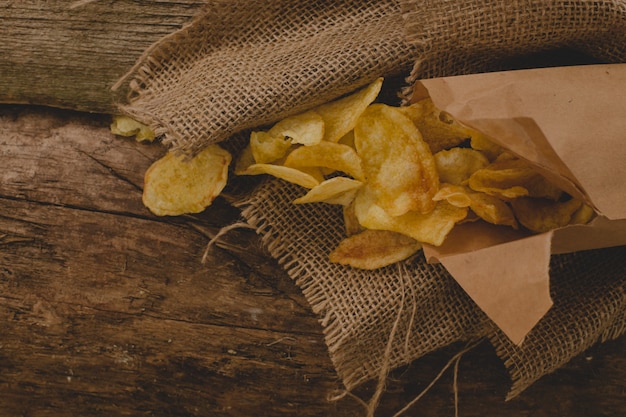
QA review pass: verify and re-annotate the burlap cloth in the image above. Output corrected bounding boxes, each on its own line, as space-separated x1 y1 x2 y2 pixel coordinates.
116 0 626 408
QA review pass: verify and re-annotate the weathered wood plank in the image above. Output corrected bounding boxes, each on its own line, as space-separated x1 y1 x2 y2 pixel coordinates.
1 105 625 416
0 0 206 113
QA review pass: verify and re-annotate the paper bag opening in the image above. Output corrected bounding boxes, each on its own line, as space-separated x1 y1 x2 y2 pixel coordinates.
415 64 626 344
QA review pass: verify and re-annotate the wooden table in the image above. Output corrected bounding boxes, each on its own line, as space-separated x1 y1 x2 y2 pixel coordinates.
0 104 624 417
1 2 624 415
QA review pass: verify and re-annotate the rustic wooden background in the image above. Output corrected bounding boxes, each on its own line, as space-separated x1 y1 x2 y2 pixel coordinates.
1 1 624 416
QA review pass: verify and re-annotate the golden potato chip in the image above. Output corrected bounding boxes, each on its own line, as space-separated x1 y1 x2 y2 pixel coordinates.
267 110 324 146
234 145 255 174
314 78 383 143
469 157 564 201
329 229 422 270
143 145 231 216
337 130 356 149
400 98 478 153
238 163 320 189
110 115 155 142
569 202 596 225
433 183 473 207
293 177 363 206
283 141 364 181
522 172 564 200
250 131 292 164
343 199 364 236
355 103 439 216
468 157 535 199
298 166 327 184
434 184 518 228
510 197 583 233
434 148 489 185
467 192 518 229
470 131 504 161
354 186 467 246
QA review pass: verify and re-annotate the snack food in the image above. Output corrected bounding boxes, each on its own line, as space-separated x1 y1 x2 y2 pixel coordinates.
110 115 156 142
142 144 231 216
112 78 595 268
234 79 594 268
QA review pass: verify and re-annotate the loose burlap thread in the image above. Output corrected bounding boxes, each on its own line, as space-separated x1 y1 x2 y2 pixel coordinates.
116 0 626 408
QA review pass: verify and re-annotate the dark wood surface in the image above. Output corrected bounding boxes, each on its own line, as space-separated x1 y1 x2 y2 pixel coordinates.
0 0 206 113
1 2 624 415
1 104 624 417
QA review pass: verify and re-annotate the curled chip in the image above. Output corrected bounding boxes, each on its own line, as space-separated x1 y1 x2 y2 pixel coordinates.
293 177 363 206
268 110 324 146
249 131 292 164
511 197 583 233
434 147 489 185
434 184 518 228
469 156 563 200
343 200 363 236
354 186 467 246
314 78 383 143
467 192 518 229
143 145 231 216
234 145 255 174
470 131 504 161
110 115 155 142
355 103 439 216
238 163 320 189
570 202 596 225
468 157 535 199
284 141 364 181
400 98 478 153
433 183 473 207
329 229 422 270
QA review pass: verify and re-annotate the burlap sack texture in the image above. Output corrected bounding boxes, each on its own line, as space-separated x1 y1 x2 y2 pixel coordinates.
116 0 626 404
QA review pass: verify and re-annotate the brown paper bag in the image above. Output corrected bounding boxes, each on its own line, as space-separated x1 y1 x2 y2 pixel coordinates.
415 64 626 343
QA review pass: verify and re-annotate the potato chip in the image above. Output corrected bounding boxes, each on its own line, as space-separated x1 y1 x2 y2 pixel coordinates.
354 186 467 246
569 202 596 225
329 229 422 270
433 183 473 207
434 148 489 185
522 172 564 200
238 163 320 189
268 110 324 146
469 157 564 201
337 130 356 148
110 115 155 142
314 78 383 143
467 192 518 229
293 177 363 206
283 141 364 181
234 145 255 174
355 103 439 216
468 157 535 199
250 131 292 164
400 98 478 153
143 145 231 216
470 131 504 161
343 199 364 236
510 197 583 233
434 184 518 228
298 166 327 184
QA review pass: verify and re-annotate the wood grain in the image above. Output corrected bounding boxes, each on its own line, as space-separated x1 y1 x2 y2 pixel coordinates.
2 2 624 414
0 0 206 113
1 105 624 417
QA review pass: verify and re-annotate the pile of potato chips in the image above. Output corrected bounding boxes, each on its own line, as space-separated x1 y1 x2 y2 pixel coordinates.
112 78 595 270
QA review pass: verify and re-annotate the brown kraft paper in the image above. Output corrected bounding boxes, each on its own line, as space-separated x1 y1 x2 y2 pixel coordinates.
414 64 626 344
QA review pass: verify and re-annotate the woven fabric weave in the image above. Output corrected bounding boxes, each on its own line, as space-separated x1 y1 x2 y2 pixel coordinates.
120 0 420 155
116 0 626 400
